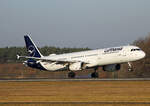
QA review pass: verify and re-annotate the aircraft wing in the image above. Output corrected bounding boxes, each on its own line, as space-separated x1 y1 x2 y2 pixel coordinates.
17 55 87 64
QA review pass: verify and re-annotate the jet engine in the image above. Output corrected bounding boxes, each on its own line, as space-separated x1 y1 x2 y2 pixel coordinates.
69 62 85 71
103 64 121 72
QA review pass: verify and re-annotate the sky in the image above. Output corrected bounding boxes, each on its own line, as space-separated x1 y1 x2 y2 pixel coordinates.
0 0 150 49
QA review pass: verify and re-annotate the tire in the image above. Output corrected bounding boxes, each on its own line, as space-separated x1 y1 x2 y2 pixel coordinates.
128 68 133 72
91 72 99 78
68 71 76 78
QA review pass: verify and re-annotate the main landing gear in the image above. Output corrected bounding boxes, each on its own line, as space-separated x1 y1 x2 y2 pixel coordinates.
68 71 76 78
128 62 133 72
91 72 99 78
68 71 99 78
91 67 99 78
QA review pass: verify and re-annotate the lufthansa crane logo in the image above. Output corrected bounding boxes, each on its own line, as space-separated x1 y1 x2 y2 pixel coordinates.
28 45 35 56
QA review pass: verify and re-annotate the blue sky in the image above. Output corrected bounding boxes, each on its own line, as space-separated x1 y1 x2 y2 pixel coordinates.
0 0 150 49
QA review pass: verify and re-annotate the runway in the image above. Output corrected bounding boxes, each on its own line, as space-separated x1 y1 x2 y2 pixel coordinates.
0 79 150 105
0 78 150 82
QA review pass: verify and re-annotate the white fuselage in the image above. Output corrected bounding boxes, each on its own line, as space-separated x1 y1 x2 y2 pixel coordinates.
39 45 145 71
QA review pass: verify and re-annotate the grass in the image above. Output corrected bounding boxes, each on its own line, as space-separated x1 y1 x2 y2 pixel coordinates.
0 104 150 106
1 104 150 106
0 81 150 106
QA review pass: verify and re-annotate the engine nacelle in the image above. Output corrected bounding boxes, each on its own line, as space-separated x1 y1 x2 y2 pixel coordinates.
69 62 83 71
103 64 121 72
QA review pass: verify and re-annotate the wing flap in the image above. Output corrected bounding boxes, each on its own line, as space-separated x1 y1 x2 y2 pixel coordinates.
17 55 88 64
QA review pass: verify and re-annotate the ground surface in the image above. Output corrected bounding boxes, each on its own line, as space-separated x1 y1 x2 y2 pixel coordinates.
0 80 150 106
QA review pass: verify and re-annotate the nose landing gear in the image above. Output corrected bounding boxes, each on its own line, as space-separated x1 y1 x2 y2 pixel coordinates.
128 62 134 72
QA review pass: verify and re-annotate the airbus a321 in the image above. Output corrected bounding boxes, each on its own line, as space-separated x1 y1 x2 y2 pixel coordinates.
17 35 146 78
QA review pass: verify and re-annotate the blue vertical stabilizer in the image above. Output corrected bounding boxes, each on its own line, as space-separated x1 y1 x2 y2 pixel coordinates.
24 35 43 58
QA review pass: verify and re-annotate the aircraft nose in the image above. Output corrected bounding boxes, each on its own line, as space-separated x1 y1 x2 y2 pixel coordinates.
140 51 146 59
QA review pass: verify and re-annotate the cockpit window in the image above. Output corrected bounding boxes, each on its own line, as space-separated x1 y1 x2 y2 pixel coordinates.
131 48 141 51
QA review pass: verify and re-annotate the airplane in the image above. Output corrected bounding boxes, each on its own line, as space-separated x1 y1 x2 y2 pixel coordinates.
17 35 146 78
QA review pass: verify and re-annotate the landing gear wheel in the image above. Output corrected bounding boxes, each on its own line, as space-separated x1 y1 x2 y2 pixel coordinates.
68 71 76 78
128 62 134 72
91 72 99 78
128 67 133 72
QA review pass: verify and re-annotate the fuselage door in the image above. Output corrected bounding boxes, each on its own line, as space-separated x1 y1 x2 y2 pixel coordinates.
118 48 127 62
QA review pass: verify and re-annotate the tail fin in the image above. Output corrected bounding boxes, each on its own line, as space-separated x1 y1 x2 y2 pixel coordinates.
24 35 43 58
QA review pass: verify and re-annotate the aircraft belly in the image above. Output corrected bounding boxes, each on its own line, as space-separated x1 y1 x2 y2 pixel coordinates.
40 62 66 71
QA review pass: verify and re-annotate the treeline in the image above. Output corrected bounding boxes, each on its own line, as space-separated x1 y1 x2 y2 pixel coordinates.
0 46 90 63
